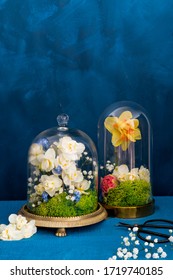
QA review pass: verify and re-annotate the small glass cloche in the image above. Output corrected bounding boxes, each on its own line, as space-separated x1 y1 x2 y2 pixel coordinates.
27 114 98 217
98 101 154 218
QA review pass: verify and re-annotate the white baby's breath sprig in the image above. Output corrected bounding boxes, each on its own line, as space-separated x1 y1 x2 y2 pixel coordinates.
161 251 167 258
146 235 151 240
157 247 163 253
152 253 159 259
134 240 140 245
168 236 173 242
145 252 152 259
132 226 138 232
109 227 173 260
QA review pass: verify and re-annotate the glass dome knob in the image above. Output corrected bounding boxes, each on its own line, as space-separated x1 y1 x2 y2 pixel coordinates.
57 114 69 128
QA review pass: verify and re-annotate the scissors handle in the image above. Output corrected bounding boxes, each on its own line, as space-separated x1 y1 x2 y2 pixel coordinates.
143 219 173 229
141 224 173 230
144 219 173 224
118 222 136 229
137 229 170 243
118 220 172 243
119 219 173 230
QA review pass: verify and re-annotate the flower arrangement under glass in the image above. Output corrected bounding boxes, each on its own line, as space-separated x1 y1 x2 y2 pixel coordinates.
27 114 98 217
98 101 154 217
100 163 151 207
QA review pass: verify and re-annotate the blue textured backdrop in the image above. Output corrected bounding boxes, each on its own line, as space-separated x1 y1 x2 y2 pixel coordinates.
0 0 173 200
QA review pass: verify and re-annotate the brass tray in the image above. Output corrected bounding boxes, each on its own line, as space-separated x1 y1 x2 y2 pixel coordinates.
18 203 107 236
102 199 155 219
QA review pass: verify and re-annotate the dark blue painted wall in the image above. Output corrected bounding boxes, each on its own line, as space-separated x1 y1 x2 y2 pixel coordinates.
0 0 173 200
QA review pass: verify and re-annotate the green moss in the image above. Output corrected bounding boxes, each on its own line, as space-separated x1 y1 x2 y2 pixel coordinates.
47 194 77 217
31 193 76 217
104 180 152 207
75 190 98 215
32 202 48 216
30 190 98 217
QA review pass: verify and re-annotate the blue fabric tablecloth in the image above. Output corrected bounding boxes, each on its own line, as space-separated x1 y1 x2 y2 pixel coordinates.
0 197 173 260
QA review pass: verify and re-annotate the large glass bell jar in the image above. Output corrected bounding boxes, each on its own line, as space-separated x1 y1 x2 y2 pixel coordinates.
98 101 154 218
27 114 98 217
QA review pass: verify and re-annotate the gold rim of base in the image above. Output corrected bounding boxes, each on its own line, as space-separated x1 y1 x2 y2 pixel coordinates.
102 200 155 219
18 203 107 228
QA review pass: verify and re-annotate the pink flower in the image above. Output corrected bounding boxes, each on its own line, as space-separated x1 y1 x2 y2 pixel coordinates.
101 175 117 194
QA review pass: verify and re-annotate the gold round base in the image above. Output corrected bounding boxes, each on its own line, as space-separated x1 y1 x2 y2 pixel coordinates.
18 203 107 236
102 200 155 219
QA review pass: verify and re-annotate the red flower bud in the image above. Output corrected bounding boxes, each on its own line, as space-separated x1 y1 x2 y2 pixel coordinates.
101 174 117 194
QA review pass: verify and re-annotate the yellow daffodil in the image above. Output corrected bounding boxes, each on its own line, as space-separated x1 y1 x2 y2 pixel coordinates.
104 111 141 151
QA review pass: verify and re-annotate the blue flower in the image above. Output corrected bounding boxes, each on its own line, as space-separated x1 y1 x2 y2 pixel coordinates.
36 138 50 150
74 191 81 202
53 165 62 175
42 191 49 202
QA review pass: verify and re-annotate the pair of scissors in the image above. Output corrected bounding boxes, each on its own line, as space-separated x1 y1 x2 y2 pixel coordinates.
118 219 173 243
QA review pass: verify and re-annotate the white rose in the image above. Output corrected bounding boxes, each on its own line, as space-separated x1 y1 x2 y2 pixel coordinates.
21 220 37 238
0 214 37 241
0 224 6 234
128 168 139 181
139 166 150 182
80 179 91 190
38 148 56 172
0 224 23 241
29 143 44 166
62 165 84 186
56 136 85 160
75 179 91 193
40 175 63 197
113 164 129 181
8 214 18 224
9 214 27 230
75 180 91 191
55 154 74 170
34 183 45 195
117 164 129 174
